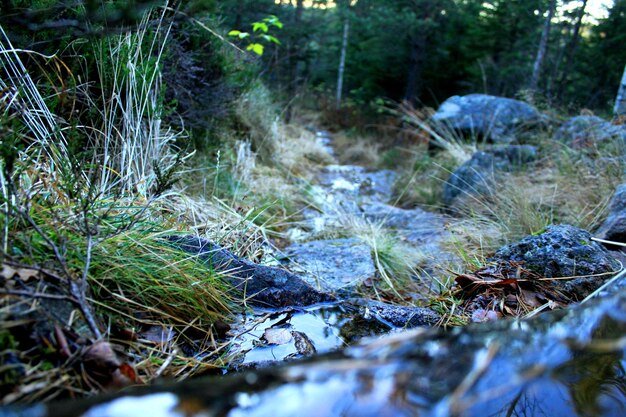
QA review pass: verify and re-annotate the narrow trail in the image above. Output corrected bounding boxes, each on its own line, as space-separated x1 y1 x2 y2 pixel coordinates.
283 130 453 295
225 130 455 368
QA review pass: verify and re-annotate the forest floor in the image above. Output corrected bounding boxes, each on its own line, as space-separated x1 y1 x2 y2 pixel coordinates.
2 102 625 405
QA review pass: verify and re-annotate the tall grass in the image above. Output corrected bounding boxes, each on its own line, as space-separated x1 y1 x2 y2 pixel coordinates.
397 102 477 164
0 25 70 167
89 229 234 329
89 6 188 198
0 4 239 399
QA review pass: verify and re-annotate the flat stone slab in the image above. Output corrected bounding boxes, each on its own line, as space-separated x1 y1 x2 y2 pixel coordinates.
285 238 376 294
361 202 448 245
318 165 397 203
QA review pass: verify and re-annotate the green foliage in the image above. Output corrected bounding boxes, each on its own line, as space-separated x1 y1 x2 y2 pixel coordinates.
228 15 283 55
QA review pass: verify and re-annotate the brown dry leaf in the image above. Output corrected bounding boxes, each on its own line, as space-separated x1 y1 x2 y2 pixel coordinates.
118 363 141 384
263 328 293 345
1 264 40 286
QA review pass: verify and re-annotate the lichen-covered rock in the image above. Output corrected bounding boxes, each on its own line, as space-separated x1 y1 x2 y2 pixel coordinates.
555 115 626 148
443 145 537 207
432 94 543 143
285 238 376 294
166 235 334 308
489 224 621 300
596 184 626 249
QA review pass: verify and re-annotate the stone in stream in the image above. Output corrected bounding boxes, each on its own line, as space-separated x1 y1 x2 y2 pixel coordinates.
349 299 441 328
432 93 544 143
360 202 448 245
18 276 626 417
285 238 376 294
317 165 397 204
315 131 335 156
166 235 334 308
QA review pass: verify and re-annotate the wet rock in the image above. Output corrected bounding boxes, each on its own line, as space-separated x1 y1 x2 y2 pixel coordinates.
227 308 344 368
432 94 543 143
166 235 334 308
24 277 626 417
315 131 335 156
555 115 626 148
350 299 441 328
596 184 626 249
294 165 398 240
443 145 537 207
490 224 621 300
285 238 376 294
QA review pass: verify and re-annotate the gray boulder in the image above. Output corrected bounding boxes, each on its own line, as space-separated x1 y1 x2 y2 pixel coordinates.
432 94 543 143
285 238 376 294
596 184 626 249
166 235 334 307
443 145 537 208
555 115 626 148
490 224 621 301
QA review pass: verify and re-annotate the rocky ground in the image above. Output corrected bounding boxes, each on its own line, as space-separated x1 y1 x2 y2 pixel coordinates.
167 95 626 371
3 94 626 416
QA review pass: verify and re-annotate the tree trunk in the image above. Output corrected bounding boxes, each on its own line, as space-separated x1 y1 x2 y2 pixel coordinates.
404 37 426 104
285 0 303 123
555 0 587 98
530 0 556 93
404 1 434 104
336 16 350 109
615 64 626 117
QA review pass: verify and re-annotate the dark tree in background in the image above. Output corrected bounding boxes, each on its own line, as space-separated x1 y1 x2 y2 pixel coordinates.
4 0 622 116
215 0 625 114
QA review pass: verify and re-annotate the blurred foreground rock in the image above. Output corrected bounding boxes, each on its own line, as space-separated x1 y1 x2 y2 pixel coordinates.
10 271 625 417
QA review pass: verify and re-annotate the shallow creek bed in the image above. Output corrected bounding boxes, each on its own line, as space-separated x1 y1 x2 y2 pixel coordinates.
3 274 626 417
